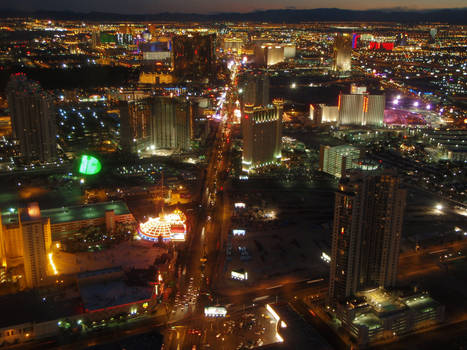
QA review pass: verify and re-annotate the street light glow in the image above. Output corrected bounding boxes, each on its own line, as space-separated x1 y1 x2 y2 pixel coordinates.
48 253 58 275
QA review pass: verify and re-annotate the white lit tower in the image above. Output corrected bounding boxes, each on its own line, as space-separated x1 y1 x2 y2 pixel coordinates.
242 99 283 172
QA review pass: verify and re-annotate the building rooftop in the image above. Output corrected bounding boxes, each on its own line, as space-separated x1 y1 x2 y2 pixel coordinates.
79 280 152 312
349 289 442 332
358 288 406 314
403 294 441 313
78 267 151 312
78 266 123 280
0 290 81 329
328 144 360 151
1 201 131 226
43 201 131 224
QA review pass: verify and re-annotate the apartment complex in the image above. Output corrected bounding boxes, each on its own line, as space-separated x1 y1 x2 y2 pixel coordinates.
319 145 361 178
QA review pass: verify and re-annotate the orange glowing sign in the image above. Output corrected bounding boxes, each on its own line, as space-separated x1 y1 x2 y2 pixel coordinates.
27 202 41 219
363 96 369 113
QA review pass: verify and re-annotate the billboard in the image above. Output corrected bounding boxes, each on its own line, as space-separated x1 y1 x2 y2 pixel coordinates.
369 42 394 51
232 229 246 236
204 306 227 317
231 270 248 280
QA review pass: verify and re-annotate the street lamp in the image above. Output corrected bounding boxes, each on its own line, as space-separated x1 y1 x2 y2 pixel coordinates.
435 204 443 211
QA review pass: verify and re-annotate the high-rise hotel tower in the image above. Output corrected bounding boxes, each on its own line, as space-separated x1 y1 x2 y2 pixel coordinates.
329 165 406 304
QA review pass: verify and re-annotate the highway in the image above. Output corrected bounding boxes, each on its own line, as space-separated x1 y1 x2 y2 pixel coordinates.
398 237 467 281
163 62 239 349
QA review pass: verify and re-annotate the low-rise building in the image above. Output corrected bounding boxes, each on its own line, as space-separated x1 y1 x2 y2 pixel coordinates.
1 202 135 271
42 201 135 241
420 129 467 162
319 144 361 178
0 267 158 347
77 267 157 320
335 288 444 347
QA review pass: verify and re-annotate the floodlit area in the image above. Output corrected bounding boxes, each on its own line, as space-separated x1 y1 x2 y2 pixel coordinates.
222 181 334 290
224 224 329 286
52 240 168 274
359 288 405 313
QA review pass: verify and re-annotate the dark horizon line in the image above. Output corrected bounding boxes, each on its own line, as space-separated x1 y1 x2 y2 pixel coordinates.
2 6 467 15
1 7 467 24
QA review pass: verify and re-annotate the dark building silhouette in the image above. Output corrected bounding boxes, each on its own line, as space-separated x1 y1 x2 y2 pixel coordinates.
239 72 270 107
329 165 406 304
151 97 193 151
6 74 57 163
119 96 152 152
332 33 352 72
172 33 216 81
119 95 193 152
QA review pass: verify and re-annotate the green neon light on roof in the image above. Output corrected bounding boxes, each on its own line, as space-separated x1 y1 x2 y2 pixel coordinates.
78 155 102 175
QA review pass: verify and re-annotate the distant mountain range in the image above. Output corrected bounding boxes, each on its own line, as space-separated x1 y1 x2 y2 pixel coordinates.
1 8 466 24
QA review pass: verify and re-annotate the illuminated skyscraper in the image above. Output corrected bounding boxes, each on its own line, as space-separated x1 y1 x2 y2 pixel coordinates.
329 166 406 303
119 95 152 152
321 105 339 123
6 74 57 163
0 211 23 269
240 72 270 107
242 100 283 172
172 34 216 81
140 41 171 62
151 97 193 151
20 204 51 289
254 44 285 67
91 29 100 48
338 85 385 127
332 33 352 72
222 37 244 53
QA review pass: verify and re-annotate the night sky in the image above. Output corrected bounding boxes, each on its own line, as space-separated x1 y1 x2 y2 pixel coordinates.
3 0 466 14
